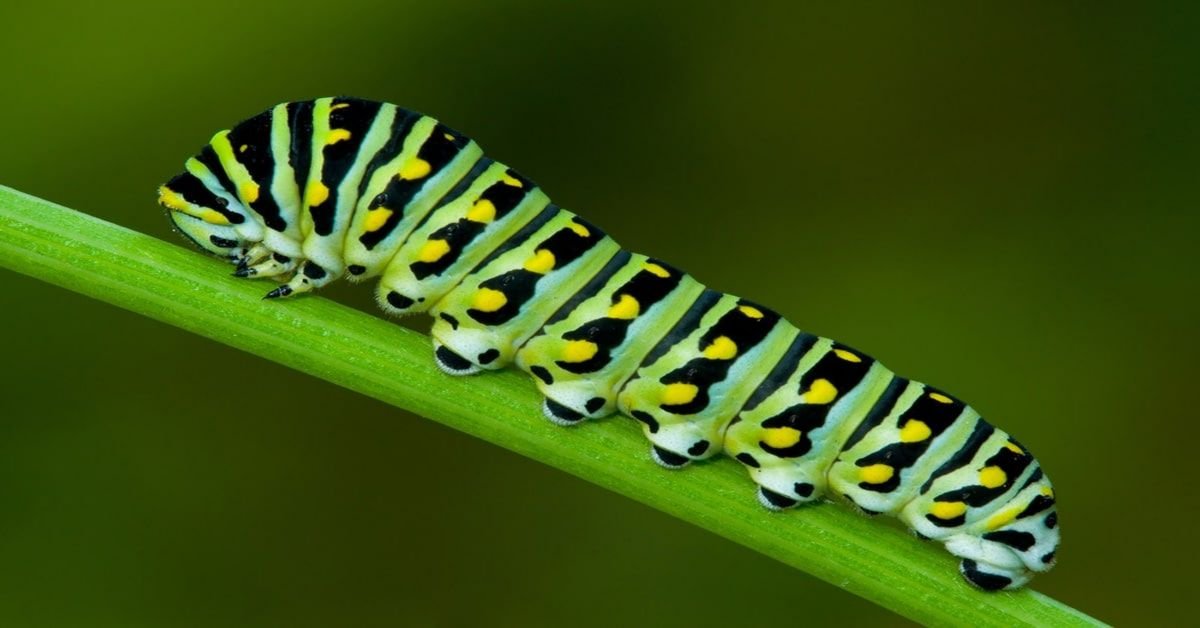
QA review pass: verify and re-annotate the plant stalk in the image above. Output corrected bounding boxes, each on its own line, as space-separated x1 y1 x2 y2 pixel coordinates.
0 184 1104 627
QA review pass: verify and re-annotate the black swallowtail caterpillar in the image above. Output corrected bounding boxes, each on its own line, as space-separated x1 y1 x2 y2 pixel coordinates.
159 97 1059 591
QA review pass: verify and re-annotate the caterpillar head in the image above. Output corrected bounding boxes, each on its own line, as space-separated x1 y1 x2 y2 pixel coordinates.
158 171 248 260
166 208 246 260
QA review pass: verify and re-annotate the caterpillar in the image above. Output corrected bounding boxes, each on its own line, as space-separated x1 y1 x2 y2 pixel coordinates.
158 97 1059 591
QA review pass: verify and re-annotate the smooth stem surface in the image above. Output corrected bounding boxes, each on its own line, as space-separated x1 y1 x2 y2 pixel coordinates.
0 184 1104 627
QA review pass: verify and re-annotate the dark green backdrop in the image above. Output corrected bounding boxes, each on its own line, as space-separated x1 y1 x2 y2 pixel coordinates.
1 2 1196 626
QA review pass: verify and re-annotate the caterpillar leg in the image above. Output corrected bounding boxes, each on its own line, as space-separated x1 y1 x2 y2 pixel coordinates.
751 476 833 512
721 339 881 515
650 445 690 469
946 535 1033 591
233 252 297 279
432 340 481 376
235 243 272 270
542 398 587 426
264 260 338 300
757 486 805 511
943 506 1059 591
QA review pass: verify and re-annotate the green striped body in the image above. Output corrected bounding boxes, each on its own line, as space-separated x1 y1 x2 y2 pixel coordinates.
159 97 1059 591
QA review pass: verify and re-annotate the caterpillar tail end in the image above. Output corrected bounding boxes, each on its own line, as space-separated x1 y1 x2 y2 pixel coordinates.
959 558 1031 591
945 532 1049 591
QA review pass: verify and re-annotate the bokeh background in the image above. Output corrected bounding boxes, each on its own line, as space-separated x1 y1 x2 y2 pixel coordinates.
1 2 1197 625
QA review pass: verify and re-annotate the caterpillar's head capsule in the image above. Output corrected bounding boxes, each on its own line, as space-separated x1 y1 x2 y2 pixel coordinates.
159 170 250 260
165 199 246 260
158 171 246 226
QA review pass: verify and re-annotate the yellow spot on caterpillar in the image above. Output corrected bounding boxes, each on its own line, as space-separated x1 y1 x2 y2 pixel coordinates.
399 157 432 180
239 144 249 153
932 501 967 520
859 464 894 484
738 305 764 319
567 222 590 237
523 249 556 274
501 173 523 188
608 294 640 320
466 199 497 223
1005 441 1025 455
306 181 329 207
239 181 260 203
198 209 230 225
157 186 190 212
1041 486 1054 498
363 208 393 232
762 427 801 449
930 392 954 404
802 378 838 405
561 340 598 363
702 336 738 360
443 133 455 141
471 288 507 312
644 262 670 278
661 383 698 406
834 349 862 363
899 419 931 443
979 466 1007 489
418 239 451 263
326 128 352 144
330 102 349 111
986 507 1018 530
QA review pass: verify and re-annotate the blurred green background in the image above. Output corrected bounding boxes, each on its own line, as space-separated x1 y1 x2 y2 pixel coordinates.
1 2 1196 625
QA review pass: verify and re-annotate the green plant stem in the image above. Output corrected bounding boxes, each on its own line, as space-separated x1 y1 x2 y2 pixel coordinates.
0 184 1104 627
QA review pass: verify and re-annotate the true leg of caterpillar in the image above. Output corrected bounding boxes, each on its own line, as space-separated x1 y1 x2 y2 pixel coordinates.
232 252 296 278
262 260 339 300
234 243 272 271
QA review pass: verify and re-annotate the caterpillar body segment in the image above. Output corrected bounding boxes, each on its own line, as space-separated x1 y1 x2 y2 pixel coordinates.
429 211 621 370
517 255 705 421
344 118 485 282
159 97 1060 591
724 337 891 508
618 296 797 464
376 162 551 317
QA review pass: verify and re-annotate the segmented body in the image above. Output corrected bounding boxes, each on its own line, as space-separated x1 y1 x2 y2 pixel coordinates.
159 97 1060 590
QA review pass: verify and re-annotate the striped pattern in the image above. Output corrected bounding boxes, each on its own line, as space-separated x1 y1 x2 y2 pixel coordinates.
159 97 1059 591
